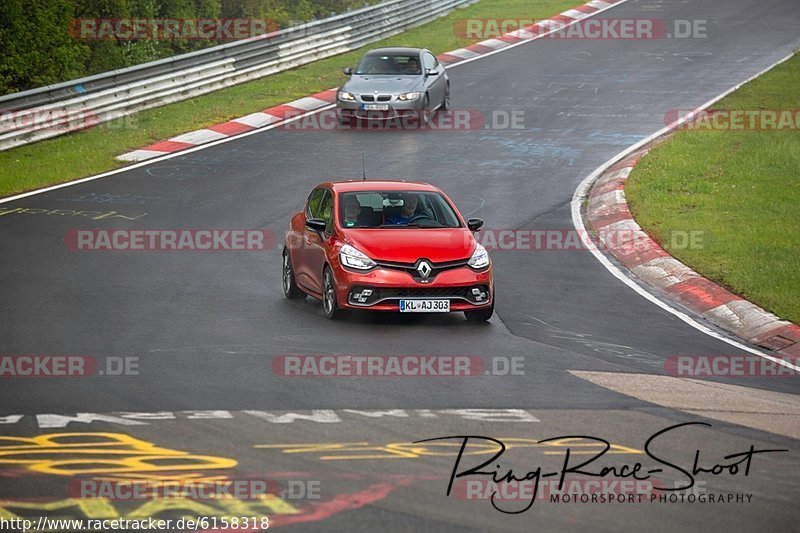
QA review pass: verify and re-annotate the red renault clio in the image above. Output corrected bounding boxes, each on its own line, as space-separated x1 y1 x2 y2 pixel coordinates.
282 180 493 320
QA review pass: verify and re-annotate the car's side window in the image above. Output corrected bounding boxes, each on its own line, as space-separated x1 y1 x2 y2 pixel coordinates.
306 188 326 219
319 190 334 233
423 52 437 72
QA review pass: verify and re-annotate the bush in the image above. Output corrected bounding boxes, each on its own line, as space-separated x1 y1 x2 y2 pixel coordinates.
0 0 378 95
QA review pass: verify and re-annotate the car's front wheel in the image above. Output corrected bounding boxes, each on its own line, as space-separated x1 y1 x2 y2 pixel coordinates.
421 94 431 124
282 249 306 299
464 301 493 321
441 84 450 111
322 266 340 319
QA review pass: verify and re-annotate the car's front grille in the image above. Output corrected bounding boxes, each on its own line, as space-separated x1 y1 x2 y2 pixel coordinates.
361 94 392 102
376 258 470 282
348 285 490 307
378 287 473 299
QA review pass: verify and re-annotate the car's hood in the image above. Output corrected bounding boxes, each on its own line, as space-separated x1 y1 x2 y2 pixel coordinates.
342 75 422 95
344 228 476 264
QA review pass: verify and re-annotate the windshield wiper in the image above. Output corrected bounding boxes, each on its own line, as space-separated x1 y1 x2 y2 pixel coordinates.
377 223 446 228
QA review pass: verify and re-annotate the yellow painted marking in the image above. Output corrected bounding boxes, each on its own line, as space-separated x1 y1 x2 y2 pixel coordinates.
0 433 236 476
0 496 300 520
254 442 371 453
0 433 303 524
255 438 642 460
0 499 119 519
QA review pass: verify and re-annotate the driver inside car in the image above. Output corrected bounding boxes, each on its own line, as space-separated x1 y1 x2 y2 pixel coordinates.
402 56 421 75
385 193 421 225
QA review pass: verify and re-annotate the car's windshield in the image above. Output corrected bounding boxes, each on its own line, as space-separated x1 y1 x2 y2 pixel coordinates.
355 54 421 75
339 191 461 229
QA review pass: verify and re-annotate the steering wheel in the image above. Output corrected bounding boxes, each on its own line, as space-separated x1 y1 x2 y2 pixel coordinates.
408 213 435 224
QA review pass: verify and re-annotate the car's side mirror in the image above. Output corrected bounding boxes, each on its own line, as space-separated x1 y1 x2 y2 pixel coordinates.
343 67 353 76
467 218 484 232
305 218 327 233
426 68 439 77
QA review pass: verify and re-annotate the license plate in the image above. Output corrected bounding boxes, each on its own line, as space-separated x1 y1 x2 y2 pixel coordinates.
399 299 450 313
362 104 389 111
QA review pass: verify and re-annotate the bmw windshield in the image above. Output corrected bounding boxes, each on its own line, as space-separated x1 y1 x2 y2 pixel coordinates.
354 54 422 75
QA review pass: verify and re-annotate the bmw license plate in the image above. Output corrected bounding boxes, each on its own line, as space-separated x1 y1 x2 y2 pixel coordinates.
399 299 450 313
362 104 389 111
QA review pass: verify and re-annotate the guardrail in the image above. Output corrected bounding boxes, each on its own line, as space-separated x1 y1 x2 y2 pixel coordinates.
0 0 477 152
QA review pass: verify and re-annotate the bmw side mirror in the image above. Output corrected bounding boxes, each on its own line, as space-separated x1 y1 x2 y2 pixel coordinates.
305 218 327 233
426 68 439 77
343 67 353 76
467 218 484 232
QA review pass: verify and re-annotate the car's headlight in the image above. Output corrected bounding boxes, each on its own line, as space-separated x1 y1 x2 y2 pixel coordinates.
467 243 490 270
338 91 356 102
340 244 376 270
397 92 420 101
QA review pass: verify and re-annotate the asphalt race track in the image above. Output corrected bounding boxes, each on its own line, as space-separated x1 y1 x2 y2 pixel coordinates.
1 0 799 531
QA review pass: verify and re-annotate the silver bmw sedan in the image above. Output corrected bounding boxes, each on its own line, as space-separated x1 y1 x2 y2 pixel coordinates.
336 47 450 123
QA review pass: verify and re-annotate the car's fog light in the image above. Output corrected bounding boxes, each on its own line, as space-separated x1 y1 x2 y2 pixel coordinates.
471 287 487 302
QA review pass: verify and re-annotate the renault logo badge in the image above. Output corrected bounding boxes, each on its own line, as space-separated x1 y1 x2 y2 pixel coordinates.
417 261 432 279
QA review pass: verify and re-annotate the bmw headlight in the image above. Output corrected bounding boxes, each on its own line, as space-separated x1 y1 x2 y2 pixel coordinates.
398 92 421 101
467 243 490 270
338 91 356 102
340 244 376 270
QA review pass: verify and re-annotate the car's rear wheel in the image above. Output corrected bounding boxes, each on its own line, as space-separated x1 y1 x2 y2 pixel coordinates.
282 249 306 299
464 301 493 321
322 266 340 319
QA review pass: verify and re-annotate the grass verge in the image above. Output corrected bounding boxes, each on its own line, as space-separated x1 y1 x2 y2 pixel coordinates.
0 0 577 197
626 53 799 324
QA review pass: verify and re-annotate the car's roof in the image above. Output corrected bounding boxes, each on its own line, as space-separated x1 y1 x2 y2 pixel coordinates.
364 47 424 56
324 180 440 193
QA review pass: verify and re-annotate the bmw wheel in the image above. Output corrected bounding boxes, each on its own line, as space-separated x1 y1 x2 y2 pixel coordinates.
422 94 431 124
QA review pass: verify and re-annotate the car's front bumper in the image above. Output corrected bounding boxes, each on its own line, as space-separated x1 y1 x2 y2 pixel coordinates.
331 262 493 312
337 97 425 121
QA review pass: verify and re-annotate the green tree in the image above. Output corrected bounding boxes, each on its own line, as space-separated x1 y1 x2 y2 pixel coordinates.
0 0 88 95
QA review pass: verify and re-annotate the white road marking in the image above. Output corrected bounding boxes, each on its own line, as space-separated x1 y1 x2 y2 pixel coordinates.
0 409 540 428
233 112 280 128
169 129 228 145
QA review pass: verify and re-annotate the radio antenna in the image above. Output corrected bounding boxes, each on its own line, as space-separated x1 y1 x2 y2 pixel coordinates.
362 152 367 181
